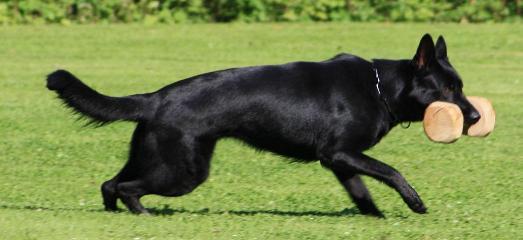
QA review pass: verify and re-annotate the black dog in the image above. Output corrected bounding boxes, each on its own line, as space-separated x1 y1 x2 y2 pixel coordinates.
46 34 480 216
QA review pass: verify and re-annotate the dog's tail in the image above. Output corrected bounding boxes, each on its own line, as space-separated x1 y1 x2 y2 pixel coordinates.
46 70 156 125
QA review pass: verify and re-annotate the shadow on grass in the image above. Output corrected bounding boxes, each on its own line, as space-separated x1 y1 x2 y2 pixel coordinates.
0 204 107 213
147 205 362 217
0 203 364 218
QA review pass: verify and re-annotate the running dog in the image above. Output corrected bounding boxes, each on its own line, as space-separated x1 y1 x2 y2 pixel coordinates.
46 34 480 216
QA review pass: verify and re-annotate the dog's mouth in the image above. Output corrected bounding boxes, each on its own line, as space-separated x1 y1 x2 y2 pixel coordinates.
462 114 481 133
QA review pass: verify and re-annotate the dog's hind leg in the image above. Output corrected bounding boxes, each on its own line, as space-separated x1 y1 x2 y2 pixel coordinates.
152 135 216 198
101 178 118 211
101 122 155 214
116 180 149 214
116 125 215 214
332 171 383 217
102 177 149 214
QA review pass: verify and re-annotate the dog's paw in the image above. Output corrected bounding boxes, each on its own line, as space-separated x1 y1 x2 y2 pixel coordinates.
409 200 427 214
405 192 427 214
402 186 428 214
46 69 75 91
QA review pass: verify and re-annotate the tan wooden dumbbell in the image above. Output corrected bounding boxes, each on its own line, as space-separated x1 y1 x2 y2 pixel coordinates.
423 96 495 143
464 96 496 137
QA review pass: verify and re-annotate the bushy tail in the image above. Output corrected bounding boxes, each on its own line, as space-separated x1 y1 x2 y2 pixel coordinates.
46 70 155 125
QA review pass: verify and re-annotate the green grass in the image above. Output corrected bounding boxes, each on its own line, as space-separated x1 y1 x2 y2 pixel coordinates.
0 23 522 239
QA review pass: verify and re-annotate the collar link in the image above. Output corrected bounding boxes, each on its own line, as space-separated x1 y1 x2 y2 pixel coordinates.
372 64 410 129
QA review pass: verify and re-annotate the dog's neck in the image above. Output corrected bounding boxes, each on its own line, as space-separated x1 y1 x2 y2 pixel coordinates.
372 59 426 123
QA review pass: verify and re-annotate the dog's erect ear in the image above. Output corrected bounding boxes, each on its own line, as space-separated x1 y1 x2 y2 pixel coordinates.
435 35 447 59
413 34 435 69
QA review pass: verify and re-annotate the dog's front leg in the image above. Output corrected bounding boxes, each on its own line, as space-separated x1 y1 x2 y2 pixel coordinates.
323 152 427 214
332 171 383 217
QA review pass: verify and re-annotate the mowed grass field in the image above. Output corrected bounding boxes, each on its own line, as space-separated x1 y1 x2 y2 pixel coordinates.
0 23 522 239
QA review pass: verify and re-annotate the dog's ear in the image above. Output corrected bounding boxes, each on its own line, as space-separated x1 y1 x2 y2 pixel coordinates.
435 35 447 59
413 34 435 69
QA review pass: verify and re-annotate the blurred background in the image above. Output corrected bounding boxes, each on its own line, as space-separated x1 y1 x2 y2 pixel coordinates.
0 0 521 24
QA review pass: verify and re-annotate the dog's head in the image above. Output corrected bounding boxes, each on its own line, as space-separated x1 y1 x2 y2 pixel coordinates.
408 34 480 125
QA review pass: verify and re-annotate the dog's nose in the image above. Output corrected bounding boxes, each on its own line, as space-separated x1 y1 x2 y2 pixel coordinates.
468 111 481 124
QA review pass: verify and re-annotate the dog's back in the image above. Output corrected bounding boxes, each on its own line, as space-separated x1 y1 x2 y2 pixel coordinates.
148 54 386 159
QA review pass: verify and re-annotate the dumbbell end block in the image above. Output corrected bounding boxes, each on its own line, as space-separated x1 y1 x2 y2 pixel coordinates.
464 96 496 137
423 102 464 143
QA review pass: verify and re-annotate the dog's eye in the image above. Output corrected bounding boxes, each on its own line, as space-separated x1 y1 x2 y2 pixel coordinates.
444 87 453 94
448 83 457 91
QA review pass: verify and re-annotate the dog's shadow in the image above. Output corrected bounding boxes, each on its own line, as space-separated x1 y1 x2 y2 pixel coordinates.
0 204 373 218
147 205 361 217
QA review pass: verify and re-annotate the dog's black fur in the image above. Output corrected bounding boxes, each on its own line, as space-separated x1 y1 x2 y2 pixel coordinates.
47 34 480 216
